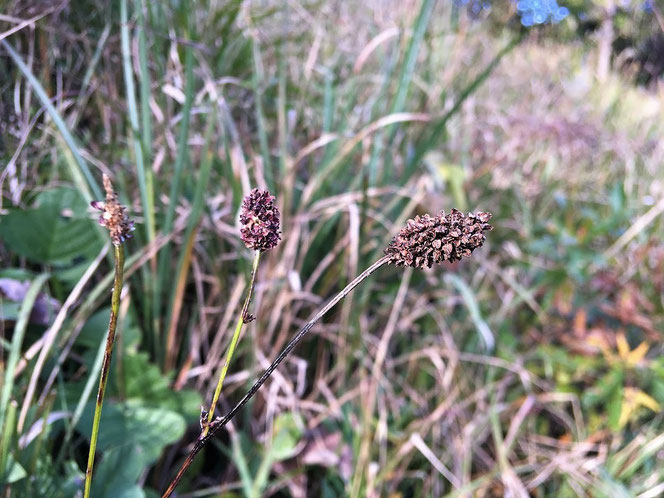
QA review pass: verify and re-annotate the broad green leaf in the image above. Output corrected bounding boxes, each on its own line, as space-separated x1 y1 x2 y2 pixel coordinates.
4 456 27 483
119 352 202 422
0 187 102 264
77 402 186 463
269 412 302 462
91 445 147 498
36 187 92 216
24 457 82 497
76 309 140 352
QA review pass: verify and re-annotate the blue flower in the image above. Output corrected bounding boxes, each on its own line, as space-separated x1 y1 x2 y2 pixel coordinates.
516 0 570 26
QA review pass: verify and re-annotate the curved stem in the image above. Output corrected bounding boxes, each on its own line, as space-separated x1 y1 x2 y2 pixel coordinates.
84 244 125 498
162 256 389 497
204 250 261 433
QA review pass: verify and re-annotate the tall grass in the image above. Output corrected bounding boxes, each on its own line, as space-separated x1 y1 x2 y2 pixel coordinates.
1 1 663 496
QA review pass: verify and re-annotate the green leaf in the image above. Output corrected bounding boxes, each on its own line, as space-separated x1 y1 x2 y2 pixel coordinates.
269 412 302 462
0 302 20 322
20 457 83 496
120 352 202 422
583 368 623 410
608 378 624 432
4 456 27 484
76 309 140 352
0 187 102 264
36 187 92 216
91 445 147 498
77 402 186 464
609 182 626 214
444 274 494 351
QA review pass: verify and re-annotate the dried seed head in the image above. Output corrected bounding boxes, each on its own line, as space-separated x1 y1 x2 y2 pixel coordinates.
91 174 135 246
384 209 493 269
240 188 281 252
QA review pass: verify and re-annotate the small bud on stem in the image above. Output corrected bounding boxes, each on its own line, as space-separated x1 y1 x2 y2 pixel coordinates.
91 174 135 246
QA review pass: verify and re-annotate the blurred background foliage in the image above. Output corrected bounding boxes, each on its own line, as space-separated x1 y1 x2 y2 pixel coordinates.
1 0 663 496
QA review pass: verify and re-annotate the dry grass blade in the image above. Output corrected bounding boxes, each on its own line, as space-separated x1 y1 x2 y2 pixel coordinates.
165 225 199 371
300 113 430 205
0 2 62 42
16 245 108 432
162 257 391 497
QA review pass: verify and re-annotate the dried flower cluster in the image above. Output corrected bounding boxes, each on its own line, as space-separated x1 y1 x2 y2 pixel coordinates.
91 174 135 246
384 209 493 269
240 188 281 252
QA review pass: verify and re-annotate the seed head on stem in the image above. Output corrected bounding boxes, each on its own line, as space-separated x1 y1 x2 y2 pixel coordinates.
384 209 493 269
84 175 131 498
162 208 493 497
202 189 282 433
239 188 281 252
91 174 135 246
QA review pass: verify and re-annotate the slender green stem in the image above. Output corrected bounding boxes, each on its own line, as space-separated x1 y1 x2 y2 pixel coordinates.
204 251 261 434
84 244 125 498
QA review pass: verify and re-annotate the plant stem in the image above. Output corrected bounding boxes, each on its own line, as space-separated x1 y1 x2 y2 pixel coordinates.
84 244 125 498
204 250 261 434
162 256 390 498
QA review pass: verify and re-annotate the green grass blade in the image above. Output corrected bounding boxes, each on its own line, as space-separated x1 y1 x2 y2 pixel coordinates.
69 23 112 129
444 273 494 351
407 34 522 174
0 273 50 426
252 38 273 191
121 0 155 245
1 40 101 200
277 51 288 185
387 0 436 142
158 20 195 319
164 106 217 369
618 433 664 480
231 433 253 497
301 113 430 206
135 0 160 343
137 0 153 171
56 321 109 463
0 401 18 486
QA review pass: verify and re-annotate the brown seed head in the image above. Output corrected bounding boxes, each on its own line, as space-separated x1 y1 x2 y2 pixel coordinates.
384 209 492 269
91 174 135 246
240 188 281 252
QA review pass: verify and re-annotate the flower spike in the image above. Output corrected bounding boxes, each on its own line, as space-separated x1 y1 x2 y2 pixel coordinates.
384 209 493 269
91 174 135 246
239 188 281 252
